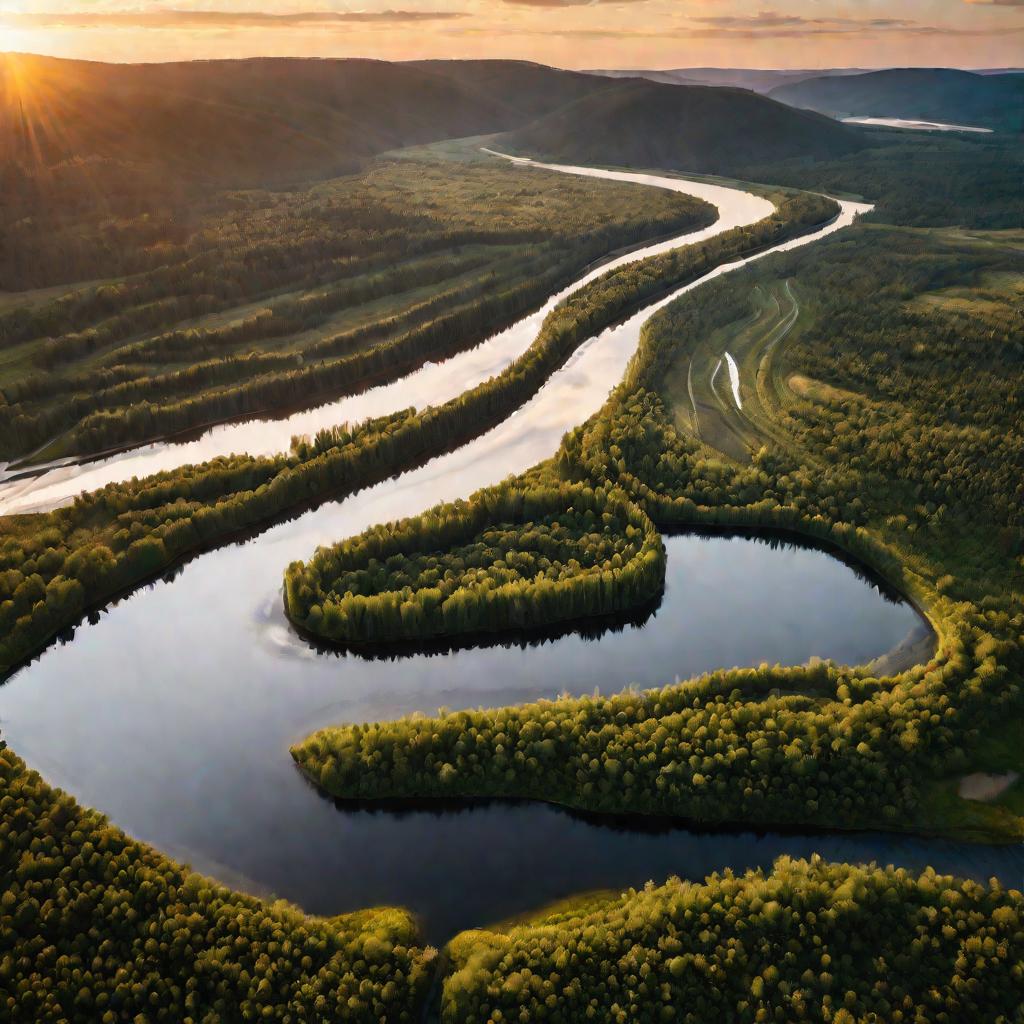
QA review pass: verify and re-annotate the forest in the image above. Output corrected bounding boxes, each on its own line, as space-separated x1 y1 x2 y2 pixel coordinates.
745 132 1024 230
293 223 1024 842
442 857 1023 1022
0 741 433 1022
0 155 714 461
0 188 836 675
2 74 1023 1020
284 482 664 644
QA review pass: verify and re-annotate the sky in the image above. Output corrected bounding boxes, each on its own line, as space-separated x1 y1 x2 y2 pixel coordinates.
1 1 1022 69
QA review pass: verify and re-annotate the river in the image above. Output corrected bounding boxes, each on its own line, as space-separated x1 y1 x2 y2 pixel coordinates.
842 116 993 134
2 153 1019 943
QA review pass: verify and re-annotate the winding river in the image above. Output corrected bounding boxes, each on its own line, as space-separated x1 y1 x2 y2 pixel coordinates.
2 153 1021 943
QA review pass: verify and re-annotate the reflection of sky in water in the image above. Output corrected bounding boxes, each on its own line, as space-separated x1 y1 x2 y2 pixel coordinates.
0 165 971 945
0 527 981 946
842 116 992 134
0 158 773 514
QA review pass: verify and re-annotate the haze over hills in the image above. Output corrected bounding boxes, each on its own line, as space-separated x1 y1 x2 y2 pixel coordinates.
0 52 873 207
769 68 1024 132
0 53 623 190
586 67 870 94
507 78 865 176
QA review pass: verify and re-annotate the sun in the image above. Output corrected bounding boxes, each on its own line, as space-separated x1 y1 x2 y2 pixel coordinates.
1 0 57 62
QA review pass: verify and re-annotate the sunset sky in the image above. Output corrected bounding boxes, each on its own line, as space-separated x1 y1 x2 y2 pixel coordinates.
1 1 1022 69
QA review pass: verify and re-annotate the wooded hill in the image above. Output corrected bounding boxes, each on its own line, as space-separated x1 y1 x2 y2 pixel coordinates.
507 78 866 175
0 53 868 207
769 68 1024 133
0 54 614 191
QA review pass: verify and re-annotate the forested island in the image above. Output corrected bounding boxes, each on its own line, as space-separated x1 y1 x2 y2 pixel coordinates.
1 52 1022 1023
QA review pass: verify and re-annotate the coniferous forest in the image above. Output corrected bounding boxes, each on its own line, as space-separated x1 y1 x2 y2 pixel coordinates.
1 52 1023 1024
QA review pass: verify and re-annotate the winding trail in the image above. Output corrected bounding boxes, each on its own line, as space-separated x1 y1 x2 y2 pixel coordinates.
4 154 1010 943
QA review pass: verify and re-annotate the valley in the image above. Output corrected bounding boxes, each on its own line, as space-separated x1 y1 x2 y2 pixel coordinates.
1 51 1022 1024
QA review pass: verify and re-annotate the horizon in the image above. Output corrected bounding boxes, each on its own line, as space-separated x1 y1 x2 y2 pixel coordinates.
1 2 1022 70
2 50 1022 74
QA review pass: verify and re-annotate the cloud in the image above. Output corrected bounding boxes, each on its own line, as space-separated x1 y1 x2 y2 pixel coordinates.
478 17 1024 41
677 8 1024 39
690 10 916 33
0 9 469 30
501 0 648 5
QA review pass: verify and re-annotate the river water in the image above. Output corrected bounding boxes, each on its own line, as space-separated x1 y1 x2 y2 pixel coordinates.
2 154 1019 942
0 154 771 514
842 116 993 134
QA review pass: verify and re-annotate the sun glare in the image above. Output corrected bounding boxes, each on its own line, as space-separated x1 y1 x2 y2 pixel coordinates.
1 49 72 174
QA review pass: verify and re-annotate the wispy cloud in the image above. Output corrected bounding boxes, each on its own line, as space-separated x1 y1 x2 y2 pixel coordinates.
692 11 915 31
0 9 469 30
475 16 1024 40
501 0 648 6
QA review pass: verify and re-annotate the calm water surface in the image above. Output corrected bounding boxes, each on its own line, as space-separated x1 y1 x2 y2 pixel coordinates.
2 159 1019 944
843 116 993 134
1 527 977 944
0 153 773 514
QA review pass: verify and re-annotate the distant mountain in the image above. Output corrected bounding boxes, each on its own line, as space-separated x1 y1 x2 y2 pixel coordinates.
769 68 1024 133
508 79 865 176
404 59 616 118
586 68 869 95
0 54 616 190
0 54 879 210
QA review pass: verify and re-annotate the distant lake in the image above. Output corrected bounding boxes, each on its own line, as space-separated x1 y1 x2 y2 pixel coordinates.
843 116 993 134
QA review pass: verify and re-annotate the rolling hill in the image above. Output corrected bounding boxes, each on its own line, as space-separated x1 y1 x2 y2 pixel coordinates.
507 78 866 176
0 54 617 190
769 68 1024 132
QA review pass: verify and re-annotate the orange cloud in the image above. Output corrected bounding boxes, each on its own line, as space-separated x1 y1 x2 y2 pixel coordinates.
0 9 469 30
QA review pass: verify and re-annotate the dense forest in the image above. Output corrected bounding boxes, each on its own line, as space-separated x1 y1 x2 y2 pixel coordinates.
0 189 836 674
746 132 1024 229
293 224 1024 841
0 155 714 460
0 741 433 1022
3 63 1024 1021
284 483 664 644
441 856 1024 1022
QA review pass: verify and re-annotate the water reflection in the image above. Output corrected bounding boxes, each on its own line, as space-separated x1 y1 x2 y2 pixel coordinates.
0 529 960 944
0 156 773 514
0 161 978 945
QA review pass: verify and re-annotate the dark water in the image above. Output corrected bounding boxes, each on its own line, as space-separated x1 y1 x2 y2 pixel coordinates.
6 521 1019 945
0 166 1018 944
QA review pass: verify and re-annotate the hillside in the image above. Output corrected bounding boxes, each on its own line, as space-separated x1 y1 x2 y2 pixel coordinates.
507 78 866 175
769 68 1024 132
404 59 615 118
0 54 615 193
